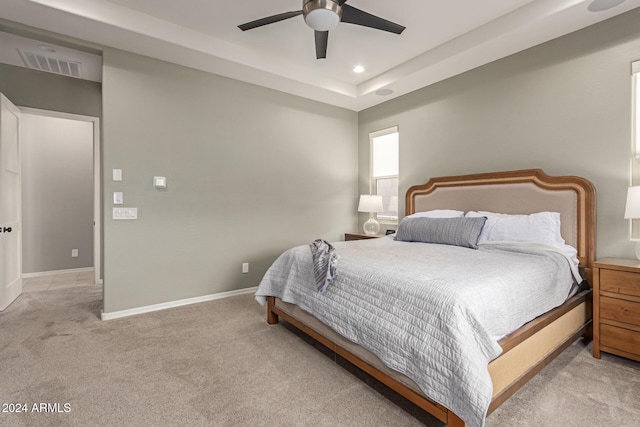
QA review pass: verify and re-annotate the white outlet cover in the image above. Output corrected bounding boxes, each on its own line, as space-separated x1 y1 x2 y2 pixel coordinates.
113 169 122 181
113 192 123 204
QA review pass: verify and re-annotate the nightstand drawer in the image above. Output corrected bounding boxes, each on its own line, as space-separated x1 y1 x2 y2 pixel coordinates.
600 269 640 298
600 324 640 357
600 297 640 327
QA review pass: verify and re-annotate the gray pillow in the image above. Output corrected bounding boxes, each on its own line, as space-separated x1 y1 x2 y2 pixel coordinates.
394 217 487 249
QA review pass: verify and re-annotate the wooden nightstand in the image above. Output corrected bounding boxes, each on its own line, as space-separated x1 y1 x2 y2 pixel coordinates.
345 232 386 241
593 258 640 362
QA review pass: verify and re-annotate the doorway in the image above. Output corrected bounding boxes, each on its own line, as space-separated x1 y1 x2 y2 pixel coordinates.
0 94 22 311
19 108 101 286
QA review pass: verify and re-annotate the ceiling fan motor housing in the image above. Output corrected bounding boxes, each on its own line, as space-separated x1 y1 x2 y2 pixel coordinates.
303 0 343 31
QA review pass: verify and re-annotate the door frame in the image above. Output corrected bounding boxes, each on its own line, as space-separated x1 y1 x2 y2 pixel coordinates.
19 107 102 285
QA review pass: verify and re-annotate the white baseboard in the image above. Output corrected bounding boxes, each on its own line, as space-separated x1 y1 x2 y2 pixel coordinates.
101 286 258 321
23 267 94 278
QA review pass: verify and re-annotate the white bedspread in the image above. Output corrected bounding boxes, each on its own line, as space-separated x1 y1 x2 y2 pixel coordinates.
255 236 580 427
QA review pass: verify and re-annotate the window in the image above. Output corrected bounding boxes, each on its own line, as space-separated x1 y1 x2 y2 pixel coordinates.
634 61 640 158
631 61 640 238
370 126 399 222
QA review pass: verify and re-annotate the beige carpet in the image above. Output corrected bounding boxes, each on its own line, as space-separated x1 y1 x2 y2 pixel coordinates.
0 287 638 427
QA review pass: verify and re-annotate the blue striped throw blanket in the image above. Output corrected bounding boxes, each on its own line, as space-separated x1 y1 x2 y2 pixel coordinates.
309 239 339 293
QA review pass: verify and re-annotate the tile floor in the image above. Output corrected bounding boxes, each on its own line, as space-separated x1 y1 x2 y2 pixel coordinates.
22 270 98 293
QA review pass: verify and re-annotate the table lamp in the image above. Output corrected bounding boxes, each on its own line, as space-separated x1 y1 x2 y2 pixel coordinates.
358 195 383 235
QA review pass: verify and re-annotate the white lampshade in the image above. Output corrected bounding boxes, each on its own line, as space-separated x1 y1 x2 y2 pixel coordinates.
358 195 383 213
625 186 640 219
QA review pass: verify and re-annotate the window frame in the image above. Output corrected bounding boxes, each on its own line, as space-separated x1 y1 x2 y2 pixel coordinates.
630 60 640 239
369 126 399 224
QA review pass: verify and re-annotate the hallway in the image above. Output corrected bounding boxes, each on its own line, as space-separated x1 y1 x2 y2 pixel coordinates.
23 270 97 293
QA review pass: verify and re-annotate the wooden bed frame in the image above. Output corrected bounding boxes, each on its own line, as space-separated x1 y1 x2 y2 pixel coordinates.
265 169 596 427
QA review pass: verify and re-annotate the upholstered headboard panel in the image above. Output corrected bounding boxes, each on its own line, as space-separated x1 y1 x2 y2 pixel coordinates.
406 170 595 272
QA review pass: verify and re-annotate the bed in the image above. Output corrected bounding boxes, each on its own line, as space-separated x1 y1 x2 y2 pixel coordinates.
256 169 595 427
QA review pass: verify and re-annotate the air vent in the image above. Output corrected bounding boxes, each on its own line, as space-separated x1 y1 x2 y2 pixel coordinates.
17 48 82 78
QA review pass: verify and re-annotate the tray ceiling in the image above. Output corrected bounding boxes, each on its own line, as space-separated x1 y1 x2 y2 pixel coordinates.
1 0 639 111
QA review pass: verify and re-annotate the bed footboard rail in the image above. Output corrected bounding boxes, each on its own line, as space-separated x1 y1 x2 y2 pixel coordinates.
263 290 591 427
265 295 462 425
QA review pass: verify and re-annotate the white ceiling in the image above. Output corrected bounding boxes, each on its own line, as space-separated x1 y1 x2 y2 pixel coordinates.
1 0 640 111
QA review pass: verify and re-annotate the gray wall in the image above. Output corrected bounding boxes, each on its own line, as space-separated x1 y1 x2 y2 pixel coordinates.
102 48 358 313
359 8 640 260
21 113 94 273
0 63 102 117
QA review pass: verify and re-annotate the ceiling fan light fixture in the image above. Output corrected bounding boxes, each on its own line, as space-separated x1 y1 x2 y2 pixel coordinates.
303 0 342 31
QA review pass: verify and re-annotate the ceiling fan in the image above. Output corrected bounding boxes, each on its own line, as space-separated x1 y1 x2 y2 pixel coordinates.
238 0 406 60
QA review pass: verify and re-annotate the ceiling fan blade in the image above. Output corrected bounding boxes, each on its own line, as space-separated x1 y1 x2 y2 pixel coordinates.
238 11 302 31
315 31 329 59
340 5 405 35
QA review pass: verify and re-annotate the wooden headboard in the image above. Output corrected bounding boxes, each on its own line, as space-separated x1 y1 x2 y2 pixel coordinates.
406 169 596 278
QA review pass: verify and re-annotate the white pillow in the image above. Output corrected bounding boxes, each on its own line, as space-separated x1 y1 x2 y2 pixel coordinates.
465 211 563 246
407 209 464 219
465 210 578 265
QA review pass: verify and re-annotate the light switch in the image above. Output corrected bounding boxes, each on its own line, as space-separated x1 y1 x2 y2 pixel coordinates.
153 176 167 189
113 169 122 181
113 192 123 204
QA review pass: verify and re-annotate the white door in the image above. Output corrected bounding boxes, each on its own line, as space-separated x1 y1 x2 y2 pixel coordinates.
0 94 22 311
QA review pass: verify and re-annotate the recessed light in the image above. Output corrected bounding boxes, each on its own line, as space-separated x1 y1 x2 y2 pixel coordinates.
587 0 626 12
37 44 56 53
353 65 365 73
375 88 394 96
